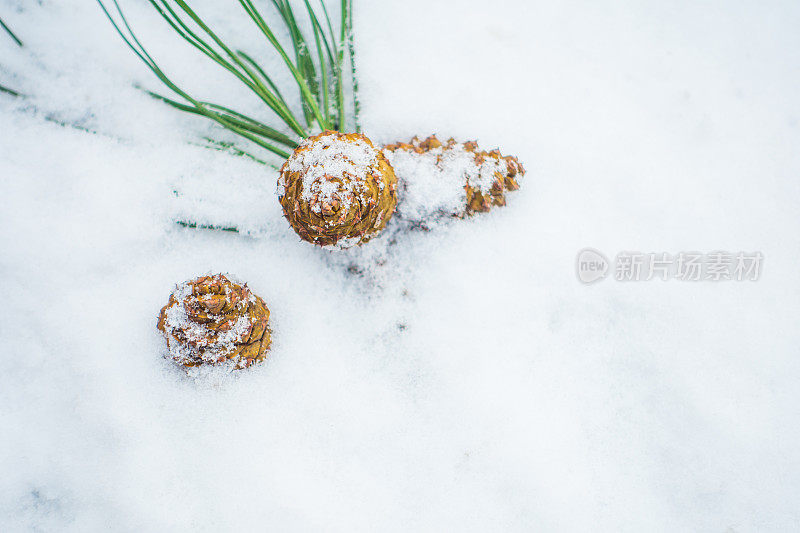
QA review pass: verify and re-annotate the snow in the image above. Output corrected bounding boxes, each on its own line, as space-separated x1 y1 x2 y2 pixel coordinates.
386 144 468 219
384 139 513 221
2 0 800 531
286 131 378 214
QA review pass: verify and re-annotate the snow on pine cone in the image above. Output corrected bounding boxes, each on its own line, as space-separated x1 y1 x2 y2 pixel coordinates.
157 274 271 370
382 135 524 221
278 130 399 250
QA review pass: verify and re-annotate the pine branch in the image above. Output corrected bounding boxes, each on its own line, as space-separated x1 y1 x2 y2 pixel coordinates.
97 0 359 164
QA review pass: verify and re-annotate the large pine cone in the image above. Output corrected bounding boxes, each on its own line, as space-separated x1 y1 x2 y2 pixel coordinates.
157 274 271 370
383 135 524 217
278 130 399 249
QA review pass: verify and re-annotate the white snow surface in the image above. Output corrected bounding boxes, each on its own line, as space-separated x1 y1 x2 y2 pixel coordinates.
2 0 800 531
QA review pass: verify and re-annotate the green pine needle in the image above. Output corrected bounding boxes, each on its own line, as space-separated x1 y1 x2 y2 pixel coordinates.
1 16 23 97
97 0 358 163
0 16 23 47
0 83 21 97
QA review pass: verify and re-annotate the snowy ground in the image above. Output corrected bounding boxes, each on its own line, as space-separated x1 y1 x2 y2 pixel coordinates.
2 0 800 531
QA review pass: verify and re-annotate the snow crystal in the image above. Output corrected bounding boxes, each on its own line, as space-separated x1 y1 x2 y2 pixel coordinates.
321 235 361 252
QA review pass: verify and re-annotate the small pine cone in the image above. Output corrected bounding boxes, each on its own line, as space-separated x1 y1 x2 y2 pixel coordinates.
383 135 525 217
157 274 271 370
278 130 399 249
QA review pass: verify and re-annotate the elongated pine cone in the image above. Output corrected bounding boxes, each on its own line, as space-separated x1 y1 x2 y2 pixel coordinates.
278 130 399 249
383 135 524 217
157 274 271 370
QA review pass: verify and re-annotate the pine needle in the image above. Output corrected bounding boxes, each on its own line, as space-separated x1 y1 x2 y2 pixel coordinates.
176 220 241 233
1 16 23 97
0 17 23 47
97 0 359 163
0 83 21 97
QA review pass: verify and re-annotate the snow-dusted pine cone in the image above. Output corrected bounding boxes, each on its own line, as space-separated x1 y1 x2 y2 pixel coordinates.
157 274 271 370
278 130 399 250
383 135 524 219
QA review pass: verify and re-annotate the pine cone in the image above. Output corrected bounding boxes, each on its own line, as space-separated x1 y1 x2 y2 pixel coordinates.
383 135 524 217
157 274 271 370
278 130 399 249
